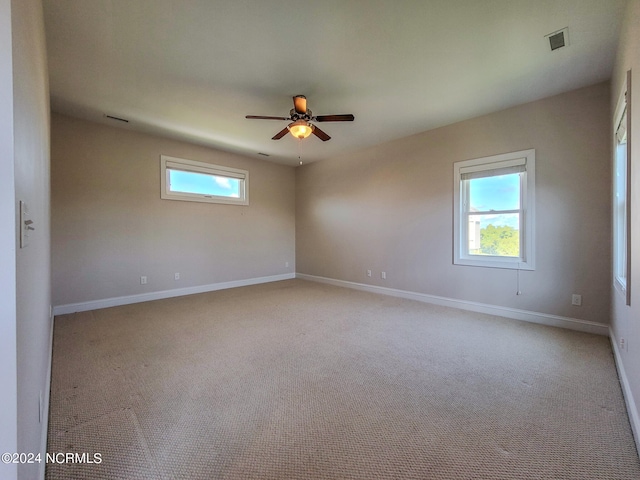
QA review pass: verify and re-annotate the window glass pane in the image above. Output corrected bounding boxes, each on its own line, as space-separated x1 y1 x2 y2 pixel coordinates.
469 173 520 211
169 169 240 198
614 141 627 281
616 143 627 197
468 213 520 257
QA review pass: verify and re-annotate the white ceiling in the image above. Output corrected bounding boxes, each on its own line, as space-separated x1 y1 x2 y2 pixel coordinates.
43 0 627 166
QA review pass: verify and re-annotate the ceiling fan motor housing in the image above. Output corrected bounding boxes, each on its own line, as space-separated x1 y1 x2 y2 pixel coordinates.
290 108 312 121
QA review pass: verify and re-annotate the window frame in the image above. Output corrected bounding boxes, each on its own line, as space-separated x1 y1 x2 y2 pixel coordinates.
613 71 631 304
160 155 249 206
453 149 536 270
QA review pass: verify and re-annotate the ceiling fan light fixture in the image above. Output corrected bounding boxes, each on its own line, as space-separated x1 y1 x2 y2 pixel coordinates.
246 95 351 142
288 120 313 139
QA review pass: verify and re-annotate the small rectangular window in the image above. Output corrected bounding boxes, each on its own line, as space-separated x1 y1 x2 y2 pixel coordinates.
160 155 248 205
454 149 535 270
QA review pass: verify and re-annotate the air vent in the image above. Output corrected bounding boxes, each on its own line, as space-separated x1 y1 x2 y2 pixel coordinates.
545 27 569 51
104 114 129 123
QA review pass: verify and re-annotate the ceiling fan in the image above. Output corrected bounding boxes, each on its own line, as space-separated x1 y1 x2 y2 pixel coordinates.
246 95 355 141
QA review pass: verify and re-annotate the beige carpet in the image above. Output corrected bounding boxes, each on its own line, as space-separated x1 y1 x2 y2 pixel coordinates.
47 279 640 479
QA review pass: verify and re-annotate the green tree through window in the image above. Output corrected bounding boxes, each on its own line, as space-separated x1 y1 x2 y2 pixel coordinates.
479 224 519 257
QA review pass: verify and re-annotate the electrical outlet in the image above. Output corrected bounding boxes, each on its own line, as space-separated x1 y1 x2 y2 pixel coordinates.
571 294 582 306
620 337 626 350
285 261 289 268
174 272 180 280
381 272 386 280
140 276 147 285
367 270 372 278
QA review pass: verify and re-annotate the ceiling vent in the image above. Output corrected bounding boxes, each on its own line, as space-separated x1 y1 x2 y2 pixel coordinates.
545 27 569 51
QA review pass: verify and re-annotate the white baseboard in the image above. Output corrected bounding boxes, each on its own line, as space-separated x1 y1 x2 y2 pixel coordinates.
52 273 296 315
39 309 54 479
610 327 640 455
296 273 609 336
55 272 610 335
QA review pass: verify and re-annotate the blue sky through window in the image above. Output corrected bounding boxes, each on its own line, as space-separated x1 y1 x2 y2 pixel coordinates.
169 170 240 198
469 173 520 229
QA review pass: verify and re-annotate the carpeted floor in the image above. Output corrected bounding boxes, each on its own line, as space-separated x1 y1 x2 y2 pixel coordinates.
47 279 640 479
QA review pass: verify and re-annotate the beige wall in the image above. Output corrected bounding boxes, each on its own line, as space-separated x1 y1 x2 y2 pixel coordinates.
51 114 295 306
296 82 611 325
611 0 640 445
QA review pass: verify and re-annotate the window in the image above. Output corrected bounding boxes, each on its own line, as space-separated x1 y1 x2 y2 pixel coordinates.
614 106 627 290
613 71 631 304
160 155 248 205
453 149 535 270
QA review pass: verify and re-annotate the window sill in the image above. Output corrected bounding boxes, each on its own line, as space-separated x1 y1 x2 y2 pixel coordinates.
161 191 248 206
454 256 535 271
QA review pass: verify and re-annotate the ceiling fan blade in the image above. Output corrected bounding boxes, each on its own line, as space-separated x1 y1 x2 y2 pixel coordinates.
272 127 290 140
311 125 331 141
293 95 307 115
314 114 355 122
246 115 290 120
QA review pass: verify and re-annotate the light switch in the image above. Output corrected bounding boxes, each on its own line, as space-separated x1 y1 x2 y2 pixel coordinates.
19 201 34 248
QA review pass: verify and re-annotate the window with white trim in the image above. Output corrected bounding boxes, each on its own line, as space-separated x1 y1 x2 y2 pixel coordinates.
613 78 629 299
160 155 248 205
453 149 535 270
